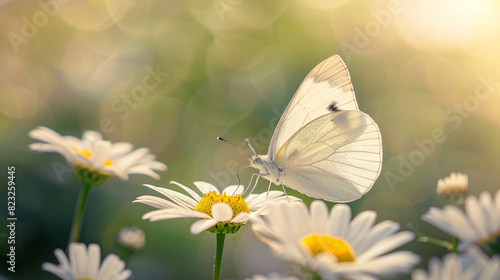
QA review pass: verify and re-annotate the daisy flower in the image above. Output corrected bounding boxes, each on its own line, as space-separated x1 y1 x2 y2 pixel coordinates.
422 189 500 252
436 173 468 206
42 243 131 280
29 126 166 185
469 246 500 279
412 252 477 280
412 247 500 280
246 273 300 280
134 181 299 235
251 200 420 280
117 226 146 251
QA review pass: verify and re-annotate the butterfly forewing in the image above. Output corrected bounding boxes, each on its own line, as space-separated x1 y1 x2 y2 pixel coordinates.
268 55 359 159
276 110 382 202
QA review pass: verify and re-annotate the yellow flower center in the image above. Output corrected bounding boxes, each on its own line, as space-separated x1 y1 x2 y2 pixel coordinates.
72 148 113 166
194 191 250 219
302 233 356 263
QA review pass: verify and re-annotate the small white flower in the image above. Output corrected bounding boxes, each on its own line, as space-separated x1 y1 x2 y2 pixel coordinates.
251 200 420 280
437 173 468 205
42 243 131 280
422 189 500 251
29 126 166 182
246 273 300 280
134 181 300 235
118 226 145 251
412 247 500 280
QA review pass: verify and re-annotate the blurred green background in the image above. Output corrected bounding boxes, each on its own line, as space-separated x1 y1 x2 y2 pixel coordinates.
1 0 500 279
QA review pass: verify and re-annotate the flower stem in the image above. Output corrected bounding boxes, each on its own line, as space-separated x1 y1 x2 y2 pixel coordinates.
69 182 92 244
311 272 322 280
117 247 133 265
214 233 226 280
407 223 457 251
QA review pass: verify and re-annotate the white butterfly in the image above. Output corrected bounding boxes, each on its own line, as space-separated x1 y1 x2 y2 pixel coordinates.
224 55 382 202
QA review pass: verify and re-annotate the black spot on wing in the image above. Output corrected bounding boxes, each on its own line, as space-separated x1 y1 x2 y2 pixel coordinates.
328 102 341 112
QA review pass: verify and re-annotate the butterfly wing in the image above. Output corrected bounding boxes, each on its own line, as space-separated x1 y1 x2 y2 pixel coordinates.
268 55 358 159
276 110 382 202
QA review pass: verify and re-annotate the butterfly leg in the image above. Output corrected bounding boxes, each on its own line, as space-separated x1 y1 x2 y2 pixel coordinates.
266 181 273 199
265 181 288 201
280 185 289 201
242 173 256 196
245 174 261 196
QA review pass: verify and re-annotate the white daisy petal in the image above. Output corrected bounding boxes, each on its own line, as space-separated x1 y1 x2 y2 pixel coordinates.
357 231 415 262
169 181 202 202
310 200 329 232
356 220 400 254
114 147 150 168
142 208 209 221
245 191 298 210
125 165 161 179
411 249 496 280
222 184 244 195
53 248 71 271
231 212 250 223
191 219 219 235
29 126 67 146
89 141 112 168
465 195 487 238
347 210 376 247
142 184 198 208
28 143 69 155
43 243 131 280
70 243 86 277
344 251 419 275
103 165 128 180
42 263 73 280
193 181 220 194
212 203 233 222
326 204 351 237
110 142 134 157
133 195 184 210
87 244 100 277
97 254 120 279
478 192 496 236
82 130 103 143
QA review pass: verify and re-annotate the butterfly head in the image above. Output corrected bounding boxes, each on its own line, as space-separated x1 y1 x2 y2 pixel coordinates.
249 154 263 167
249 154 270 171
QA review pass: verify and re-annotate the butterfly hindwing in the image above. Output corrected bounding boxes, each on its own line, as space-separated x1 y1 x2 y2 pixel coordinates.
276 110 382 202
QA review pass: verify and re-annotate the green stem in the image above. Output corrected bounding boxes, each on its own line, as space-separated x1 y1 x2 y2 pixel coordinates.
117 247 133 265
418 236 455 250
407 223 457 251
311 272 322 280
214 233 226 280
69 182 92 244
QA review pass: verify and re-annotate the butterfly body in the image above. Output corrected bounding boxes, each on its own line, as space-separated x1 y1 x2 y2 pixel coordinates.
250 154 283 185
246 55 382 202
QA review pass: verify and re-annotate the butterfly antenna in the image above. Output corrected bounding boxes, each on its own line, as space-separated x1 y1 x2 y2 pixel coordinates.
217 137 254 154
245 138 257 155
